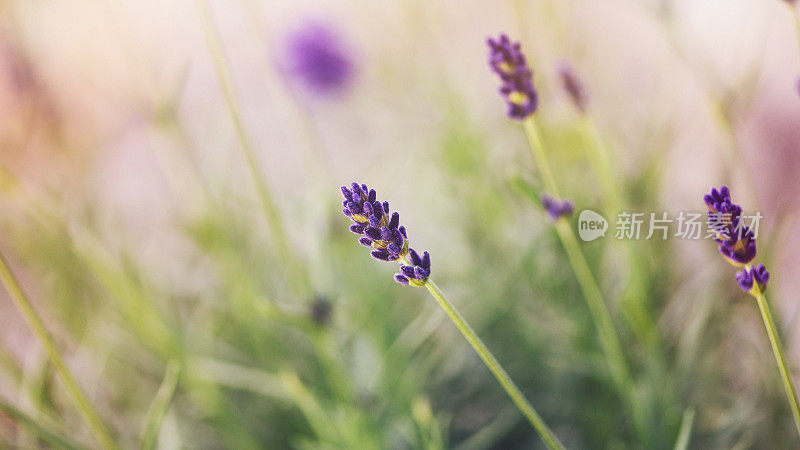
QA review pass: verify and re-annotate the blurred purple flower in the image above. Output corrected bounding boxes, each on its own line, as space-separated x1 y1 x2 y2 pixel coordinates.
557 60 588 113
487 34 538 119
541 194 574 220
285 21 355 95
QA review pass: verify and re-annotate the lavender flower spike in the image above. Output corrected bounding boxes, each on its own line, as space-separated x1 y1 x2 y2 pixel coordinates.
487 34 538 119
395 249 431 287
703 185 756 266
541 194 574 221
285 21 355 95
342 182 408 262
704 185 800 437
736 264 770 294
557 60 588 113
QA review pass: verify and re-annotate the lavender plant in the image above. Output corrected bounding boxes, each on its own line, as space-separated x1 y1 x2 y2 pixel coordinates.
555 58 659 349
340 182 565 450
703 185 800 437
487 33 645 437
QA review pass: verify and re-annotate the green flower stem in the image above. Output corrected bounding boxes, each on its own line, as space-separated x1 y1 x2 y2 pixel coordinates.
0 395 86 450
578 117 621 214
521 119 560 197
195 0 309 298
0 249 116 450
521 117 644 432
412 270 565 450
579 117 660 349
753 288 800 438
141 360 181 450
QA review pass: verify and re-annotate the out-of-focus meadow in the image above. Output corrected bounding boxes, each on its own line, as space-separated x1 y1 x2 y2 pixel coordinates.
1 0 800 448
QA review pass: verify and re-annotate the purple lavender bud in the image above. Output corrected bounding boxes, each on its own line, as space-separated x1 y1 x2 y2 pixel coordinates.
394 248 431 286
703 186 758 266
394 274 410 285
371 249 394 261
736 268 754 292
421 251 430 269
703 187 766 297
388 212 400 229
557 60 588 113
737 264 770 294
343 182 411 267
718 234 757 266
541 194 575 221
285 21 355 96
752 264 770 291
487 34 538 119
408 249 422 267
380 226 392 241
703 186 732 212
365 227 382 241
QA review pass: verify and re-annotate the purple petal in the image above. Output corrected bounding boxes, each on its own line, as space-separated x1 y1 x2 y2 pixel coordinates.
408 249 421 267
389 212 399 229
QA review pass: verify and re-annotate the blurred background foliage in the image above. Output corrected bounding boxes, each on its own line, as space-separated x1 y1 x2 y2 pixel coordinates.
0 0 799 448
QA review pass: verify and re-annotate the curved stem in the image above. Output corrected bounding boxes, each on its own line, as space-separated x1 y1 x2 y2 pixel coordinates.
521 117 644 436
579 117 661 351
418 276 565 450
754 289 800 438
0 250 116 450
195 0 309 297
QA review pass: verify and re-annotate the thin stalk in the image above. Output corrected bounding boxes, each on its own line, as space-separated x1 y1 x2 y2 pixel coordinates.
141 360 181 450
195 0 309 297
521 119 560 197
753 288 800 438
0 250 116 450
415 273 565 450
0 396 86 450
672 407 695 450
579 117 660 350
521 118 644 435
521 118 632 387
